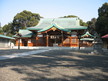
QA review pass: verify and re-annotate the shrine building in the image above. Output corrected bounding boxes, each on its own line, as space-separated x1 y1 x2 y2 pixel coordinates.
14 18 94 47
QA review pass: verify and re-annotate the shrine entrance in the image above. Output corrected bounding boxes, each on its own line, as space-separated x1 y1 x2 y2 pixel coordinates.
38 26 68 47
42 29 65 47
49 35 62 46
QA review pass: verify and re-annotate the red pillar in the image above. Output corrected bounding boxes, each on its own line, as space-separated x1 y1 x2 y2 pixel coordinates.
46 35 49 47
69 36 71 47
61 31 64 46
36 36 38 46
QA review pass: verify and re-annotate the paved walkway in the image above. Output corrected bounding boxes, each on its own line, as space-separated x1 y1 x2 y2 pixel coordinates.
0 49 50 60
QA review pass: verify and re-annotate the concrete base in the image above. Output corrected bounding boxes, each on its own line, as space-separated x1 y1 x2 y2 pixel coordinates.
12 46 93 51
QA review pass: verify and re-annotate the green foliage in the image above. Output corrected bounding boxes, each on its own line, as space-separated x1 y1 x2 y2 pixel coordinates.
2 22 14 36
0 28 3 34
61 15 77 18
87 18 97 29
13 10 40 29
95 3 108 36
80 19 88 26
1 10 41 36
98 3 108 17
86 18 97 35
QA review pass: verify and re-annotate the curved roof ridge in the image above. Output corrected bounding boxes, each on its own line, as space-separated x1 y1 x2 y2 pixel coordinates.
38 23 69 32
53 23 65 29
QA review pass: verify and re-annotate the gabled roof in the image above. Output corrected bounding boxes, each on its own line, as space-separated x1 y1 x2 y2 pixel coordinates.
81 31 95 37
28 18 87 31
0 34 15 39
38 23 69 32
13 29 33 38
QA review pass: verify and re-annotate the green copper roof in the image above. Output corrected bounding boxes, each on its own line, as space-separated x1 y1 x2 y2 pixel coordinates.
38 23 70 32
0 34 15 39
28 18 87 31
27 27 41 30
13 29 33 38
80 38 94 41
81 31 94 37
27 18 53 30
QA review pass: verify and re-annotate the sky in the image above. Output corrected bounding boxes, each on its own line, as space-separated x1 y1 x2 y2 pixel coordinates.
0 0 108 26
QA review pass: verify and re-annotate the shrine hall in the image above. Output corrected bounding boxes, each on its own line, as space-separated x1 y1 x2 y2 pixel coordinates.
14 18 94 47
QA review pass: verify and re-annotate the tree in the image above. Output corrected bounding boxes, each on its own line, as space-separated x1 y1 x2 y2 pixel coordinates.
87 18 97 29
2 22 14 36
0 28 3 34
0 22 3 34
13 10 41 30
80 19 88 26
95 3 108 36
60 15 77 18
60 15 88 26
86 18 97 35
1 10 41 36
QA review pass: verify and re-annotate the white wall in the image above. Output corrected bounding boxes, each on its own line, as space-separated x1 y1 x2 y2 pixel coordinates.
0 38 13 48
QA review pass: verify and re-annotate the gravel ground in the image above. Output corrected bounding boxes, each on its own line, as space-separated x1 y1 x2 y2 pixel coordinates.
0 49 108 81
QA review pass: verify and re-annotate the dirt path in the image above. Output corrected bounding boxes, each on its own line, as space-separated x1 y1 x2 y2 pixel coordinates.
0 49 108 81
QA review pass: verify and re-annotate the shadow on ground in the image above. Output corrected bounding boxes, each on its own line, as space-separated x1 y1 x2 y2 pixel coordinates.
0 49 108 81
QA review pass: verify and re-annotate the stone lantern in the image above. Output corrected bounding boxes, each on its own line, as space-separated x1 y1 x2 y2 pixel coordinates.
92 37 104 55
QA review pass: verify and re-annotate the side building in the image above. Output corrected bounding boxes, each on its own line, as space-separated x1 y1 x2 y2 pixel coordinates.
0 34 15 48
14 18 94 47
